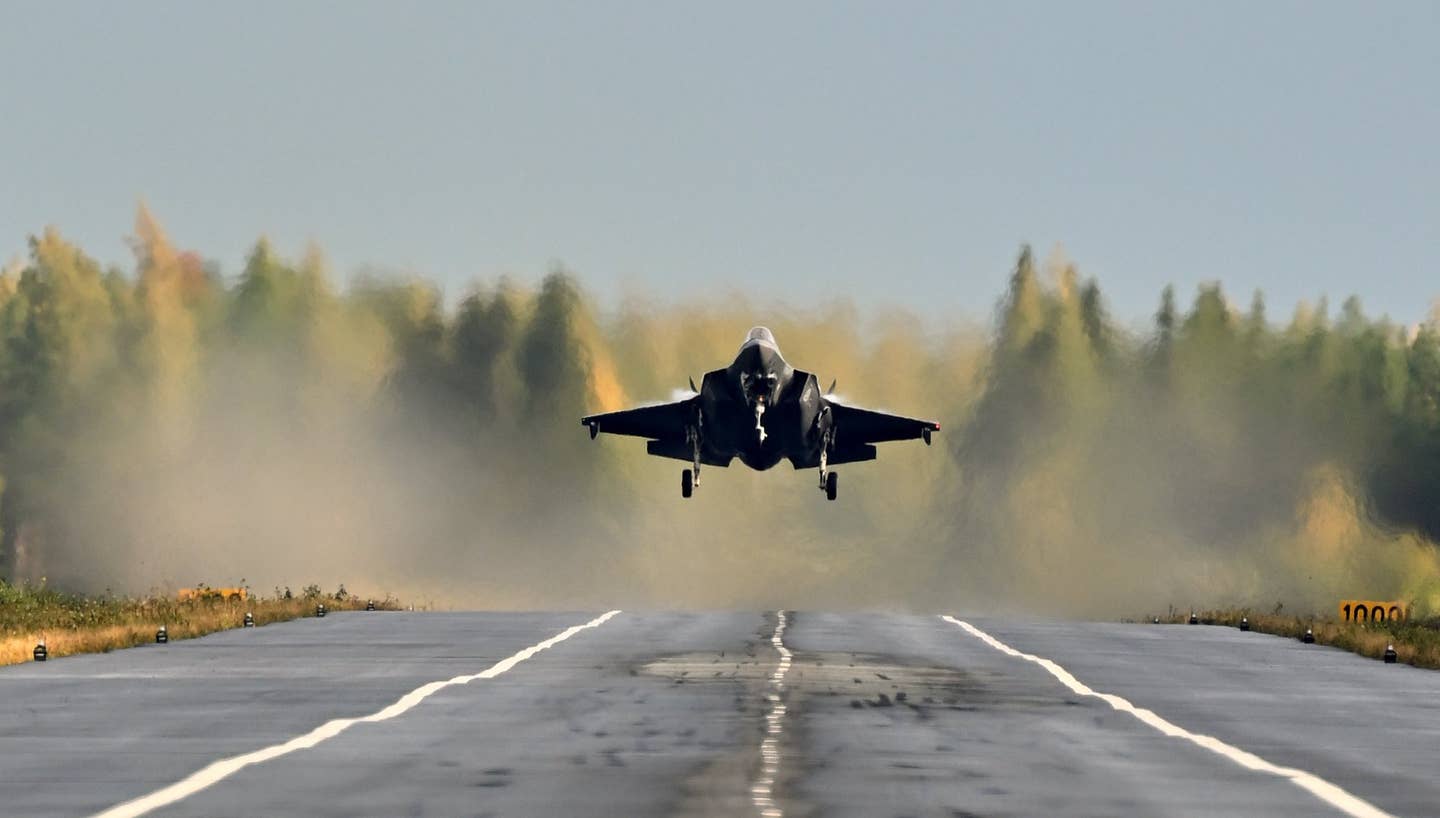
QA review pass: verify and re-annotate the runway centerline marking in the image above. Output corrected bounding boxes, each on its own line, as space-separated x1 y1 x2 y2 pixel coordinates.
751 610 792 818
90 610 623 818
941 616 1394 818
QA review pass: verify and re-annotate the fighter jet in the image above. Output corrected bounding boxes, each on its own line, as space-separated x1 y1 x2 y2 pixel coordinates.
581 326 939 500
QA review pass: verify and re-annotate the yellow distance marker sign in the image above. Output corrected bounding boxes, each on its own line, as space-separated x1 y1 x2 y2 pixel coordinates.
1339 600 1407 623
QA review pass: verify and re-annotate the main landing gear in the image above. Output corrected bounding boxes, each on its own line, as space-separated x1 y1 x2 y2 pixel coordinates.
818 439 838 501
683 419 701 499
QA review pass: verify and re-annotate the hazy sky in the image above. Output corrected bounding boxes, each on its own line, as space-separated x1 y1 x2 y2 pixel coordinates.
3 1 1436 325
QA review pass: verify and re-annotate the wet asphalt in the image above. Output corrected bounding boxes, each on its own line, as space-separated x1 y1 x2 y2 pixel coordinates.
1 611 1436 817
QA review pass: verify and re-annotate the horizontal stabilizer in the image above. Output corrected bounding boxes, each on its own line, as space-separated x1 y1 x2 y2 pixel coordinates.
789 443 875 469
829 443 876 465
647 439 732 467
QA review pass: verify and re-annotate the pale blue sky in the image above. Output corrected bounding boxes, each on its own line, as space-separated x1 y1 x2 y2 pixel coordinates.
2 1 1436 325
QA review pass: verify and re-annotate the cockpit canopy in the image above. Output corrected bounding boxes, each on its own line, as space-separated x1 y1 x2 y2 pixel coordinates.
743 326 779 352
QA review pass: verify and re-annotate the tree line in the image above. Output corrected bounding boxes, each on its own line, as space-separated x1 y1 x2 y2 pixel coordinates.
0 214 1436 613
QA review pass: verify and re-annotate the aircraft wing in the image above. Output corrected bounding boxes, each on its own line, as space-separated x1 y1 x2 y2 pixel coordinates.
581 396 696 441
828 401 940 445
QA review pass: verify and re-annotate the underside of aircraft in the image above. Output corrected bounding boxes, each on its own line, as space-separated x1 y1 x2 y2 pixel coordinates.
582 327 939 500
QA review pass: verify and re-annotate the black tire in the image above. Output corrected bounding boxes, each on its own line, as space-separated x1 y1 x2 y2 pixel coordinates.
825 471 838 501
682 469 693 498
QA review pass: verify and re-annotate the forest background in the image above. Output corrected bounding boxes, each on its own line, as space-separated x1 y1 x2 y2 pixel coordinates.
4 209 1439 616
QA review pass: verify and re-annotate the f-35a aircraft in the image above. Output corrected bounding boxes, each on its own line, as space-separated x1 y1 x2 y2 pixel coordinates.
581 327 939 500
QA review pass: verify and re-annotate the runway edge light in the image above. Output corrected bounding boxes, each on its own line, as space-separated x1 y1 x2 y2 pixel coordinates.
1302 627 1315 644
1188 612 1198 625
33 639 46 662
366 600 375 611
156 625 168 644
243 612 254 627
1384 644 1398 664
1239 617 1250 631
1151 616 1160 624
316 603 327 618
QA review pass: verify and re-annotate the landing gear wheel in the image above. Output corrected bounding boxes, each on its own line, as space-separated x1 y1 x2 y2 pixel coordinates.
825 471 838 501
682 468 694 498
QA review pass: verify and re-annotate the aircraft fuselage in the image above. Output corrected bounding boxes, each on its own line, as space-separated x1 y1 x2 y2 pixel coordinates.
696 331 828 470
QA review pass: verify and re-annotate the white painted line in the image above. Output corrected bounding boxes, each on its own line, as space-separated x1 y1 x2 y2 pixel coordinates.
940 616 1395 818
91 610 623 818
751 610 793 818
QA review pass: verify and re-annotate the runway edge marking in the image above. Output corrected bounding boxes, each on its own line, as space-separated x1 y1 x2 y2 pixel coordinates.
940 616 1394 818
90 610 623 818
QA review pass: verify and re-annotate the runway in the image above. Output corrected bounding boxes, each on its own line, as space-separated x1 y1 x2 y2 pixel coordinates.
2 611 1438 817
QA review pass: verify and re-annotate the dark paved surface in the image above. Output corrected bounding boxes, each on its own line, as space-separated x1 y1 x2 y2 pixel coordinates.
971 617 1440 817
0 611 1435 817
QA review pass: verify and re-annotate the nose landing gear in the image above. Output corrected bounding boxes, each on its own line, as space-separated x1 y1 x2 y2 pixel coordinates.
682 468 694 498
825 470 838 501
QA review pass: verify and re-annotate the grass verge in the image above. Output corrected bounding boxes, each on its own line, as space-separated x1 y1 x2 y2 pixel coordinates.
1149 608 1440 669
0 582 401 666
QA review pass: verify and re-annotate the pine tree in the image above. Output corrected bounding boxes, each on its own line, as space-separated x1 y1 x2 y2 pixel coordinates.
995 245 1043 364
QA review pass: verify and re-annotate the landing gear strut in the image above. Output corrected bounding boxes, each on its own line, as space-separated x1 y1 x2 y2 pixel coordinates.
818 430 837 501
683 417 701 499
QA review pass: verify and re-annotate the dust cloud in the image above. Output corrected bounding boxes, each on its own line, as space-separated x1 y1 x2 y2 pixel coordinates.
2 217 1437 617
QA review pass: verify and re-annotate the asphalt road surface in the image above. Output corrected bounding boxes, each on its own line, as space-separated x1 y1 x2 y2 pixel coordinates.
2 610 1438 817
